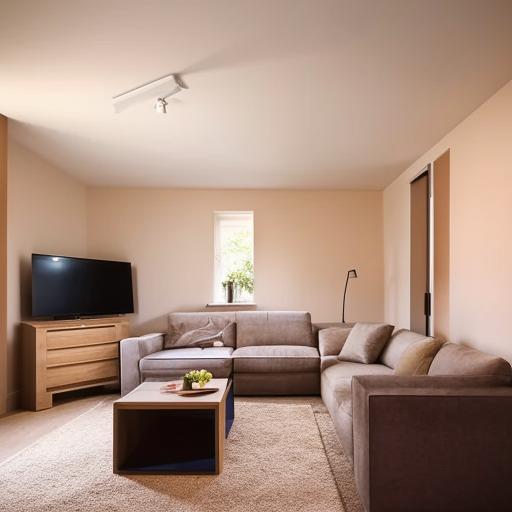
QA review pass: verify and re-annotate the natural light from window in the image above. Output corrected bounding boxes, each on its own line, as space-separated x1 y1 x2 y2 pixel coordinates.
214 212 254 304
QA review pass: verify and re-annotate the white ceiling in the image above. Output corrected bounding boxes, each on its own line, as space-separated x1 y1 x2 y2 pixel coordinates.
1 0 512 189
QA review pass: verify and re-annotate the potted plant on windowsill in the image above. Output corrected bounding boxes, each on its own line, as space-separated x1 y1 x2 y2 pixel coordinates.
222 260 254 303
223 280 235 303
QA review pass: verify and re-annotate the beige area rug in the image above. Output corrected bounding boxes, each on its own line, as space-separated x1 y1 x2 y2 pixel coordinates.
0 398 363 512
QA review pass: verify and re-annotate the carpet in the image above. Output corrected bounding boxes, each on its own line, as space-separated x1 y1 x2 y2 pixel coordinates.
0 398 363 512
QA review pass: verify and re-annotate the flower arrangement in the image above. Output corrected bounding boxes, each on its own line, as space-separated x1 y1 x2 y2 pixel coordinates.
183 369 213 390
222 260 254 302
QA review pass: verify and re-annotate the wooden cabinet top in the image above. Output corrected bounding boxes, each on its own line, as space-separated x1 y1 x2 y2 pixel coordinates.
22 316 131 330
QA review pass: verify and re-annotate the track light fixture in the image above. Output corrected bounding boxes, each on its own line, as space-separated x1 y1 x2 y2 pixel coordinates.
112 73 188 114
154 97 168 114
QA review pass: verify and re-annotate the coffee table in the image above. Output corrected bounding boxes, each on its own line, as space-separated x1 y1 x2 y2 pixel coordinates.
113 378 234 475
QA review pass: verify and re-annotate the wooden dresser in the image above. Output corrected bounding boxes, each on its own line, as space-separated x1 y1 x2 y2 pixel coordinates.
21 316 130 411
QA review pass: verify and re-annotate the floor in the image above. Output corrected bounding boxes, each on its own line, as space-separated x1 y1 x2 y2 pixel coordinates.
0 391 363 512
0 390 324 465
0 389 110 464
0 393 364 512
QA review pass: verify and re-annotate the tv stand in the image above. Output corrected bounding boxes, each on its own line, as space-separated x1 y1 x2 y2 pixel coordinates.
21 316 130 411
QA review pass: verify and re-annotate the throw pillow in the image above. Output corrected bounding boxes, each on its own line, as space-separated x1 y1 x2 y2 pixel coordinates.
394 337 443 376
174 319 233 348
338 322 394 364
318 327 352 356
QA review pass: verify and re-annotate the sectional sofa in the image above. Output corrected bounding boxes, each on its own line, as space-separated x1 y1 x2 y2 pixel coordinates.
120 310 512 512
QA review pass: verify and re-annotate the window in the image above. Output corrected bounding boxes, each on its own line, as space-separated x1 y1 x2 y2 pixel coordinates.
213 212 254 303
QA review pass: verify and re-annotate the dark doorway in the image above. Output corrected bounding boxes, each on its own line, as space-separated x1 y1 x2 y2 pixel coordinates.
410 166 431 335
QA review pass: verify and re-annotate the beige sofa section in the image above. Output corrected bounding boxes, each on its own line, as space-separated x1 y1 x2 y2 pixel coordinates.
232 311 319 395
120 311 321 396
320 328 425 459
318 327 512 512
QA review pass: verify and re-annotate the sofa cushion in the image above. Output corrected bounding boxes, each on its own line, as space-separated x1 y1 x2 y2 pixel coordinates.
232 345 319 373
235 311 314 348
173 319 236 348
140 347 234 379
394 338 444 376
339 322 394 364
167 312 236 348
318 327 351 356
322 361 392 415
428 343 512 377
321 355 340 372
379 328 431 369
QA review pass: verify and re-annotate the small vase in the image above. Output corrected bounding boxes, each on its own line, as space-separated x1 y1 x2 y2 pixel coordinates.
226 282 234 303
182 378 192 391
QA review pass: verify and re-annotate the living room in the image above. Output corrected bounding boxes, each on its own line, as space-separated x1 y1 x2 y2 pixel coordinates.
1 1 512 511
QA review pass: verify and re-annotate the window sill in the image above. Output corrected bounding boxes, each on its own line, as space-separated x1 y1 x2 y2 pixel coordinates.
206 302 257 307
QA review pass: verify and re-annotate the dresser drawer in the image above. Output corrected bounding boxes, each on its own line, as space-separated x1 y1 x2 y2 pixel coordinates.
46 359 119 389
46 342 119 367
46 326 117 349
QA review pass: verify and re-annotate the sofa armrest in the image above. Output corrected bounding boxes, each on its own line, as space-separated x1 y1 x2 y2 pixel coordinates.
352 375 512 512
120 333 165 396
317 326 352 356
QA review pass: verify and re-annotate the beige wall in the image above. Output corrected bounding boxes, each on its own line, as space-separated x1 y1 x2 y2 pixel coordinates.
0 116 7 415
87 189 384 335
384 79 512 361
4 144 383 410
433 150 450 340
7 139 87 410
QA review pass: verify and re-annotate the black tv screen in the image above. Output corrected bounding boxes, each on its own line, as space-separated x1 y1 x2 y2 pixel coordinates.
32 254 134 318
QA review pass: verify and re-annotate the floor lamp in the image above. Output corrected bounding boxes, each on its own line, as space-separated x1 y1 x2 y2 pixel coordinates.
342 269 358 323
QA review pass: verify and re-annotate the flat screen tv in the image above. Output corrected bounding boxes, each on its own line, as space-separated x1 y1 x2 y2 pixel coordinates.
32 254 134 318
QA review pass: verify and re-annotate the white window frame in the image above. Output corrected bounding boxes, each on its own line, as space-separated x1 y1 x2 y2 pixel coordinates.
213 211 254 304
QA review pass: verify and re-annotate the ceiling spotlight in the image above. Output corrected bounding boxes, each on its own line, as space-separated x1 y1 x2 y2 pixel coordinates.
154 98 168 114
153 83 185 114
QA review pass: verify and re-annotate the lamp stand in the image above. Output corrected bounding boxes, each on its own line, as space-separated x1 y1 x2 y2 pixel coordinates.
342 273 350 324
341 269 358 323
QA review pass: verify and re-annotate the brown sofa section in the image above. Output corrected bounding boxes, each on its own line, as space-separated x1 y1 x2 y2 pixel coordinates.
352 375 512 512
232 312 319 394
320 328 427 460
318 326 512 512
120 311 320 396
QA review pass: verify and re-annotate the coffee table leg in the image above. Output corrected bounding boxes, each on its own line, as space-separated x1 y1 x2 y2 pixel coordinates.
226 382 235 437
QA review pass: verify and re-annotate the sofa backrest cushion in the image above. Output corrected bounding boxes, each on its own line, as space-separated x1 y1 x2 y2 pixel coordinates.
428 343 512 377
235 311 314 348
379 329 431 369
167 312 236 348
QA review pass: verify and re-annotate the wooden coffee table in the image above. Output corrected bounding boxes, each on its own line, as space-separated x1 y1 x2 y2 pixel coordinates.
113 378 234 475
